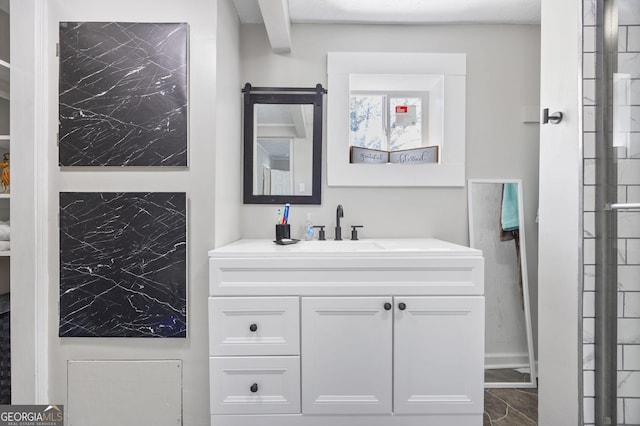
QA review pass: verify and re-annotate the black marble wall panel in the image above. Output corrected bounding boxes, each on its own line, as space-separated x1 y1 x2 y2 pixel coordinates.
59 22 188 166
59 192 187 337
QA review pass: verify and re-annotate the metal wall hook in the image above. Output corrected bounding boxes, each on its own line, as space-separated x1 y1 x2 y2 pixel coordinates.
542 108 563 124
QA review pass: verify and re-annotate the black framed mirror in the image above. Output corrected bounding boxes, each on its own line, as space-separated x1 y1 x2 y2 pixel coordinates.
243 83 326 204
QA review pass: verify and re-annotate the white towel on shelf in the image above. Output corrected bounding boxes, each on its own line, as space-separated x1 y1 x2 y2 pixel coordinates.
0 240 10 251
0 221 10 242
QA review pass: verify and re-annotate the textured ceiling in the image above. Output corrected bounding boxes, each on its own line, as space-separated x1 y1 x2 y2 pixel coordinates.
233 0 541 25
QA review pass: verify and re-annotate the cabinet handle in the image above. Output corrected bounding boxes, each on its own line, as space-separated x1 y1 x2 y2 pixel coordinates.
249 323 258 332
383 302 392 311
250 383 259 393
398 302 406 311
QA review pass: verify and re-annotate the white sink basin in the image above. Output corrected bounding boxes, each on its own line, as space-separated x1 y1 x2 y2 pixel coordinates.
293 240 384 251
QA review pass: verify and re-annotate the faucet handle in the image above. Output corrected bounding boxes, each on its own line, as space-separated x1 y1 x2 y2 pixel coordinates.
313 225 326 240
350 225 363 241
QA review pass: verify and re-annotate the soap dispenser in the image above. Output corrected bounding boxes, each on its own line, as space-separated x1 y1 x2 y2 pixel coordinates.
304 213 314 241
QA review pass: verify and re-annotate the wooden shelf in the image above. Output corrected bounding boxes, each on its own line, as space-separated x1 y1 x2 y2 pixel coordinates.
0 194 10 199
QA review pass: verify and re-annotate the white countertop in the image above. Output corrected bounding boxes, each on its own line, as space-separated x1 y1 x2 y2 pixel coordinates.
208 238 482 258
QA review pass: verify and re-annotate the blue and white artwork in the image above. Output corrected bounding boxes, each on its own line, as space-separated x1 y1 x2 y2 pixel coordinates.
58 22 188 166
59 192 187 337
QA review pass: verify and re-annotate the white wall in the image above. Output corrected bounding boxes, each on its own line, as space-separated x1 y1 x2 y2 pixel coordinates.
215 0 242 248
39 0 231 423
239 22 541 353
11 0 41 403
538 0 581 423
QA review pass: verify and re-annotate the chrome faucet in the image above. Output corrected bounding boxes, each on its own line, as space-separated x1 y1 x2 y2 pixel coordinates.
335 204 344 240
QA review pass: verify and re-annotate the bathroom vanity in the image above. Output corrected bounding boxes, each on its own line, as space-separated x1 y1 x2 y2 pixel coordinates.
208 239 485 426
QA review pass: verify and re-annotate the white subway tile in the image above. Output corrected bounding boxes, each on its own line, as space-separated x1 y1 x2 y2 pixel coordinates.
620 3 640 26
619 318 640 343
584 290 595 317
584 26 596 53
620 53 640 79
618 212 640 238
620 185 628 204
627 239 640 264
584 132 596 159
628 185 640 202
584 185 596 212
632 106 640 132
629 26 640 52
620 266 640 290
618 371 640 397
619 238 627 265
584 0 596 26
631 80 640 106
584 397 595 423
629 132 640 158
584 53 596 79
584 343 595 370
584 237 596 265
625 398 640 423
619 146 629 160
584 79 596 105
585 158 596 185
584 370 595 396
626 292 640 317
625 345 640 370
619 159 640 184
585 105 596 132
584 317 595 343
585 265 596 290
584 212 595 238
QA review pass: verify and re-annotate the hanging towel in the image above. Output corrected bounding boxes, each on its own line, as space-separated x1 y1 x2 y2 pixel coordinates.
501 183 519 231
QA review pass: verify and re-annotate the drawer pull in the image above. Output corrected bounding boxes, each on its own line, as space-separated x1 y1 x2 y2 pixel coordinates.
398 302 407 311
383 302 392 311
249 323 258 332
250 383 259 393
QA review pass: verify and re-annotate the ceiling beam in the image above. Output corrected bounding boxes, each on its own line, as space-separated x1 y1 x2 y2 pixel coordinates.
257 0 292 54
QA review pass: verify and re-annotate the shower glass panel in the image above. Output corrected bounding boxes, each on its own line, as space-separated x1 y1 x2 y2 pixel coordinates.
613 1 640 422
591 1 640 425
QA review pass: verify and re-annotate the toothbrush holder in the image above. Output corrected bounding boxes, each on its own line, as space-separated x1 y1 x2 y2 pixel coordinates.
275 224 291 241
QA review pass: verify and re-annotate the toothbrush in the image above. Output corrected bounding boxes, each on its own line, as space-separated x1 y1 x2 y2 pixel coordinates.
283 203 290 224
277 208 282 224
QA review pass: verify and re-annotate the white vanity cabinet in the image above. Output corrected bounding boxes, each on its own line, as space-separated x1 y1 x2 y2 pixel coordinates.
301 296 484 416
208 239 484 426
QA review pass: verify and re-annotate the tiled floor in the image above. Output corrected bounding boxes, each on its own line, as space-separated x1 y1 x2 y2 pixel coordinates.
484 369 538 425
484 387 538 425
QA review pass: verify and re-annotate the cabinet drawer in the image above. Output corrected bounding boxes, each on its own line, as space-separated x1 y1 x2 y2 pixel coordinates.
210 356 301 415
209 297 300 356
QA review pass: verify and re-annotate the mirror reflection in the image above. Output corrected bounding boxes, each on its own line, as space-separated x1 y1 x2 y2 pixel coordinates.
242 84 324 205
254 104 314 196
468 180 536 388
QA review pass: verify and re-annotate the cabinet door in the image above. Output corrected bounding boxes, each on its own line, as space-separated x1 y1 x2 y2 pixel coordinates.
394 296 484 414
301 297 392 414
